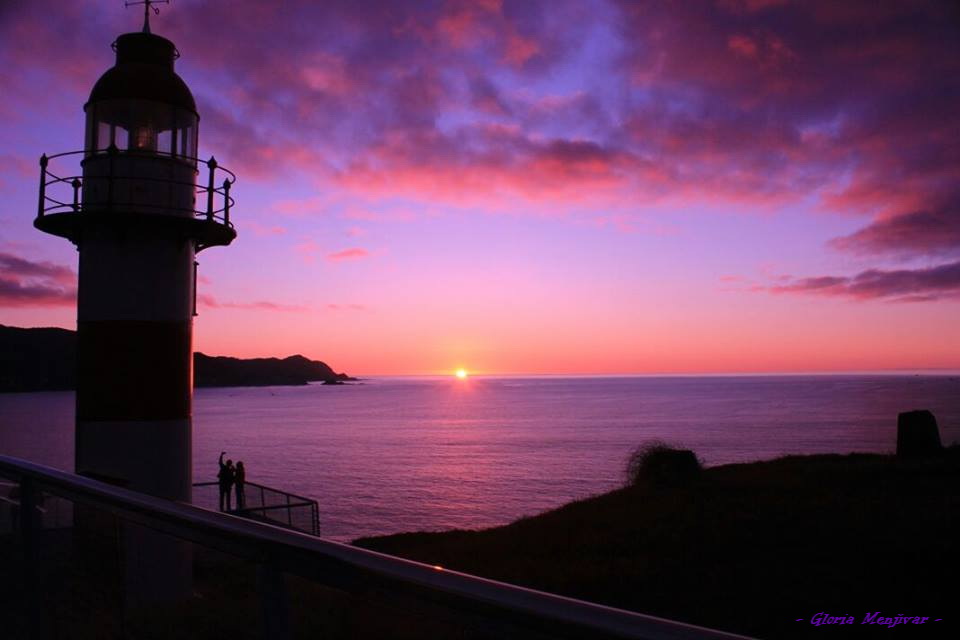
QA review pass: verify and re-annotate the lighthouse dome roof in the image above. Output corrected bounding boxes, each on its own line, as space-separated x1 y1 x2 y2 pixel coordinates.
87 32 197 114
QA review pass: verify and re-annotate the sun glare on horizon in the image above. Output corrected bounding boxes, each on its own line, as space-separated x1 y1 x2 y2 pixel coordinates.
455 368 469 379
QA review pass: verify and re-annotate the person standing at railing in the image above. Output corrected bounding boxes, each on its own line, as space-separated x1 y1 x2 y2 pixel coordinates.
235 461 246 510
218 451 235 511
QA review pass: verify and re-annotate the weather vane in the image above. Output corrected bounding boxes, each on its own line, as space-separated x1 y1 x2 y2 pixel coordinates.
125 0 170 34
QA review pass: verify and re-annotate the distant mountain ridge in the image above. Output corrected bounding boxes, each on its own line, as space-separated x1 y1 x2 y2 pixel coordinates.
0 325 354 392
194 353 354 387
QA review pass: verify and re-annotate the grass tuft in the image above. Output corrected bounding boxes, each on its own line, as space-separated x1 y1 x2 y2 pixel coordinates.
624 440 702 487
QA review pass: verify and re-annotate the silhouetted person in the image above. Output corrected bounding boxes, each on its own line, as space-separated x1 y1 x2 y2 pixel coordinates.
218 451 235 511
234 461 246 509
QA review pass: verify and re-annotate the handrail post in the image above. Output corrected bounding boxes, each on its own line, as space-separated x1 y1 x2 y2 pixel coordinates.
19 475 39 558
205 156 217 220
37 154 48 218
72 178 82 212
257 563 290 640
20 477 44 639
222 179 231 225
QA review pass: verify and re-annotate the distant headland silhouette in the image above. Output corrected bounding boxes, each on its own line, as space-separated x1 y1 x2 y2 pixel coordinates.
0 325 355 392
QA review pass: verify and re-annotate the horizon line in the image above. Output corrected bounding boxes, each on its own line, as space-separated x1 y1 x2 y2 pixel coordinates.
349 368 960 378
5 324 958 378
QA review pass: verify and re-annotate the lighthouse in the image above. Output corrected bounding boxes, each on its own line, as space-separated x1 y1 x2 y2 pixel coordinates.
34 4 235 504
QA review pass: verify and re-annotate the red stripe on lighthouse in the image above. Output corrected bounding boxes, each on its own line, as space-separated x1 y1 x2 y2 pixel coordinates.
76 320 192 421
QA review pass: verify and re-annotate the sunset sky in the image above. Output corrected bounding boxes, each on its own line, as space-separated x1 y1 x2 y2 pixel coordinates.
1 0 958 375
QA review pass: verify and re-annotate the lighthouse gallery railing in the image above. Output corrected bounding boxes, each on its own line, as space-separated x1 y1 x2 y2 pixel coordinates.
36 147 236 227
0 455 753 640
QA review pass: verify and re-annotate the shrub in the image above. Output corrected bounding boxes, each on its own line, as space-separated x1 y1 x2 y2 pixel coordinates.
625 440 702 487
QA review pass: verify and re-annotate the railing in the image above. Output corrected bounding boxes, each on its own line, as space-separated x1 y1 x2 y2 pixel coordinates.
192 481 321 536
0 455 755 640
0 479 73 532
36 147 235 227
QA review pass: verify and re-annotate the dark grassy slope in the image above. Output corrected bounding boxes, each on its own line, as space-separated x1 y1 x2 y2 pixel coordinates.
357 451 960 639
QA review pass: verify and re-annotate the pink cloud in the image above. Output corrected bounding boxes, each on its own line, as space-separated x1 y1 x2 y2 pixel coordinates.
197 294 307 312
345 227 366 238
727 34 759 59
333 125 677 212
327 247 370 261
239 221 287 237
437 5 492 49
300 52 354 96
503 31 540 65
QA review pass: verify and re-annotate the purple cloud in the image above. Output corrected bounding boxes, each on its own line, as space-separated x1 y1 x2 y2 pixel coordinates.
770 260 960 302
830 204 960 258
0 252 76 307
4 0 959 305
0 252 74 283
6 1 956 227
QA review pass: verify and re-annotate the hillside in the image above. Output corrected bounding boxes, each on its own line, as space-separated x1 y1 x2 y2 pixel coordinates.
356 450 960 639
193 353 353 387
0 325 77 391
0 325 353 391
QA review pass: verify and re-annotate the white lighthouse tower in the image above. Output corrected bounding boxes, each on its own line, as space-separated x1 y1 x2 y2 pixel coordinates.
35 3 235 505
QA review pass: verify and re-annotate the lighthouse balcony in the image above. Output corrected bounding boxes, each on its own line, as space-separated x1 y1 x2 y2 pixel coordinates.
34 148 237 250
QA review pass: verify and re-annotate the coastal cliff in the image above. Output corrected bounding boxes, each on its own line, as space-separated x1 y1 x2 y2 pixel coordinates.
0 325 353 391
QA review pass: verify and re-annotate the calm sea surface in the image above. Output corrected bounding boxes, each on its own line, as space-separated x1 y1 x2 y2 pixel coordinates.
1 375 958 541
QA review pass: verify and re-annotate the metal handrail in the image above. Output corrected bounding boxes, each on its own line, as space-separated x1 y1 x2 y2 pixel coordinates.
246 501 314 512
193 479 321 537
36 148 236 226
0 455 753 640
193 480 317 506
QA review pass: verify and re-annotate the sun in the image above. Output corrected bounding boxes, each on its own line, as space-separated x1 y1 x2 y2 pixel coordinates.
455 368 468 380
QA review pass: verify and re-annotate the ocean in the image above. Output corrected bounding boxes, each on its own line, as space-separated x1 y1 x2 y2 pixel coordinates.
1 374 958 541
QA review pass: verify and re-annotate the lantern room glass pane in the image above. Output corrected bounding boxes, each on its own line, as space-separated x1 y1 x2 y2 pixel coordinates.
85 99 197 164
178 124 196 159
157 129 172 154
96 122 112 150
